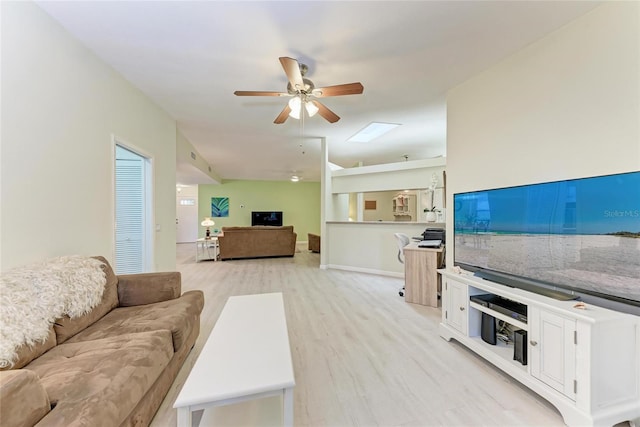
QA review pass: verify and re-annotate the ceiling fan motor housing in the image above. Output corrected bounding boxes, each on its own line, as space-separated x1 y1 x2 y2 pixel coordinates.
287 77 315 95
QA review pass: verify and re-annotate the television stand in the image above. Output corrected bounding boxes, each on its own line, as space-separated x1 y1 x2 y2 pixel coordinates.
439 269 640 427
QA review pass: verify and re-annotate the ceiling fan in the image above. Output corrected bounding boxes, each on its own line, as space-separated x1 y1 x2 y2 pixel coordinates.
234 57 364 124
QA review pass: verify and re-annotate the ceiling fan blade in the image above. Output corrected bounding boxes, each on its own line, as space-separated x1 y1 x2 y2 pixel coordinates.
311 100 340 123
234 91 288 97
279 57 304 91
314 82 364 97
274 104 292 124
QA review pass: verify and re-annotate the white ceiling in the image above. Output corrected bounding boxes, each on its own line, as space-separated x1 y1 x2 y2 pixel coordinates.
37 1 600 183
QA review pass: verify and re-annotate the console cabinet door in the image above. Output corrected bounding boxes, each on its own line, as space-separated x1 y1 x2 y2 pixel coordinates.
529 307 577 400
444 278 468 335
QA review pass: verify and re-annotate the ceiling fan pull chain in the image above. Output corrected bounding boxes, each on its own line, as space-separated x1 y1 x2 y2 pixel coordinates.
300 105 305 155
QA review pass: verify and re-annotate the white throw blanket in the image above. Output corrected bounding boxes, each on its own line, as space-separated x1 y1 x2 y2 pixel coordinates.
0 256 107 368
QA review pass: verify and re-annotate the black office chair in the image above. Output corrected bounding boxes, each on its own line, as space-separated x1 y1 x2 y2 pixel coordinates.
394 233 410 296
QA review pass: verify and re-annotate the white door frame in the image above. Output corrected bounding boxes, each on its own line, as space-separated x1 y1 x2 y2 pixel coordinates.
176 185 199 243
111 134 155 272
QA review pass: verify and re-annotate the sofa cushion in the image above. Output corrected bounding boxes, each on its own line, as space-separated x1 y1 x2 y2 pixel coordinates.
53 256 119 344
117 271 182 307
65 291 204 352
0 369 50 427
26 330 173 427
1 326 56 371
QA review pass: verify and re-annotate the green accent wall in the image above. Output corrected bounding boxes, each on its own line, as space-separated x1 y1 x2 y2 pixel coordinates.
198 180 321 241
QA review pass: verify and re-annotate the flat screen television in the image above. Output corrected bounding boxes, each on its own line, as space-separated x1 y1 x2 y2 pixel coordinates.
453 171 640 309
251 211 283 227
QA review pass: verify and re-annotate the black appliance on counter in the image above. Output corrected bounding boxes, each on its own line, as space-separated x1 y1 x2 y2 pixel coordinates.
422 228 445 244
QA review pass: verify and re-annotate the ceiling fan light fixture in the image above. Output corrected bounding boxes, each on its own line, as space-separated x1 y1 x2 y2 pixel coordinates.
305 101 319 117
288 96 302 119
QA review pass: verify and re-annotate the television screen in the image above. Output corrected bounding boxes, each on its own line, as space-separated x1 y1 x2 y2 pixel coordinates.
251 211 283 227
453 171 640 307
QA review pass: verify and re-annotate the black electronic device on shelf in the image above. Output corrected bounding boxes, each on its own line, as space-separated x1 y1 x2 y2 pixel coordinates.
514 329 528 365
470 293 528 324
480 312 497 345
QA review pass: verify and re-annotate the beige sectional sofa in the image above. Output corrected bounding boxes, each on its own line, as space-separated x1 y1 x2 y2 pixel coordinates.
218 226 297 260
0 256 204 427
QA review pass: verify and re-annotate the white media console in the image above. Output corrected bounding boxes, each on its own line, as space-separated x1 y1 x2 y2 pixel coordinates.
438 269 640 427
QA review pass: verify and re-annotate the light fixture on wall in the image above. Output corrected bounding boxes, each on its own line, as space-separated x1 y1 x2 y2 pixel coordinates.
290 175 300 182
201 217 215 239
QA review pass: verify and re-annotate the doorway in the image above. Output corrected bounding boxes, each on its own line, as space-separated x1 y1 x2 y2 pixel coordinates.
114 143 153 274
176 185 198 243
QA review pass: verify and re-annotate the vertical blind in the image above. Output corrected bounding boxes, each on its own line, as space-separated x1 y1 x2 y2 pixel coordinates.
115 151 145 274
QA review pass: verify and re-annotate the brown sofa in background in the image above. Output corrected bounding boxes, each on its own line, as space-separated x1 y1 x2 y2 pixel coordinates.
0 257 204 427
218 226 297 260
308 233 320 253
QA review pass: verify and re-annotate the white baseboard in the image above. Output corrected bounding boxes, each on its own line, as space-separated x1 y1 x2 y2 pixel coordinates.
326 264 403 278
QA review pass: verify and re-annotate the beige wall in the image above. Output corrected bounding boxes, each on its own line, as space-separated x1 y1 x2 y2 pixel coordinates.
1 2 178 271
176 130 221 185
331 158 446 194
362 191 396 222
446 2 640 268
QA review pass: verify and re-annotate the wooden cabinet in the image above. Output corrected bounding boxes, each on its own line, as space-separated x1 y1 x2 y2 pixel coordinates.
443 278 468 334
392 193 415 220
529 307 576 399
403 243 443 307
439 270 640 427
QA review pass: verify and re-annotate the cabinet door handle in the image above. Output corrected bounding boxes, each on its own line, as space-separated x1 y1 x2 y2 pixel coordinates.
530 340 538 346
459 306 465 311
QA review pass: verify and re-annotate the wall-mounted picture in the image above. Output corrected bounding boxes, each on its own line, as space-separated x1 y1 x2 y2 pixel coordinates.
364 200 377 210
211 197 229 217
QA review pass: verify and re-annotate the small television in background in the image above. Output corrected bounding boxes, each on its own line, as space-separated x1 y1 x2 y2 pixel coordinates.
251 211 283 227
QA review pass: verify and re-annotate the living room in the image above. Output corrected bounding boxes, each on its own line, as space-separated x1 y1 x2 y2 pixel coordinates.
2 1 639 426
4 1 638 273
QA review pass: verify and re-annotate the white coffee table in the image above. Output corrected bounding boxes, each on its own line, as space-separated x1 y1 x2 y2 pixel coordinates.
174 293 295 427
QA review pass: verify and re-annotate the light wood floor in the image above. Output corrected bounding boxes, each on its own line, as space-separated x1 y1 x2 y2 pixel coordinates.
150 243 565 427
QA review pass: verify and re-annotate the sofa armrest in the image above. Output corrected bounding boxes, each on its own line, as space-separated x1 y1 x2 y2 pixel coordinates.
0 370 50 427
117 272 181 307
